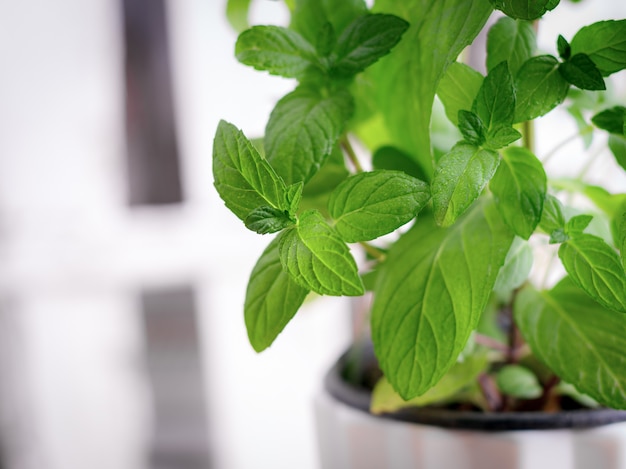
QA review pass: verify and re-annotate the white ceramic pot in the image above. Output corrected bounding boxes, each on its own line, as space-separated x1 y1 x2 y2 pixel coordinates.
315 349 626 469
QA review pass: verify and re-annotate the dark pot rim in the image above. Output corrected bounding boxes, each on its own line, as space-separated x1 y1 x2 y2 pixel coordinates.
324 346 626 432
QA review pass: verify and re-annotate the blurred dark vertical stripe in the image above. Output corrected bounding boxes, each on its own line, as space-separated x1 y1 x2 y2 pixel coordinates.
0 299 34 469
141 286 211 469
122 0 184 205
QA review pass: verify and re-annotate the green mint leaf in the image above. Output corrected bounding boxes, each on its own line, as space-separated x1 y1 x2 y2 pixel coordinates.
226 0 252 33
315 22 336 57
291 0 366 46
235 26 319 79
371 352 489 413
515 279 626 410
320 0 368 34
514 55 569 123
300 145 348 198
556 382 600 409
558 53 606 91
494 237 534 294
265 86 353 185
550 228 568 244
299 147 348 216
457 110 486 146
370 0 493 178
577 185 626 218
608 134 626 172
213 120 287 221
539 194 566 234
573 187 626 251
496 365 543 399
570 20 626 76
484 125 522 150
437 62 484 126
566 87 603 113
291 0 331 48
565 214 593 236
330 14 410 78
490 146 547 239
285 182 304 216
328 170 430 243
432 142 500 227
245 236 309 352
557 34 571 60
472 61 516 131
362 268 381 292
490 0 559 20
592 106 626 135
565 57 606 92
372 198 514 399
558 233 626 313
372 146 428 181
486 18 536 75
278 210 364 296
244 206 294 234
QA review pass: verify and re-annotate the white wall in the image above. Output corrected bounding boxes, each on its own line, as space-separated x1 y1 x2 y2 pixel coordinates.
0 1 352 468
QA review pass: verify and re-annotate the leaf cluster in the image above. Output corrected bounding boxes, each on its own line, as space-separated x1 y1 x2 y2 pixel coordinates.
215 0 626 413
215 0 417 352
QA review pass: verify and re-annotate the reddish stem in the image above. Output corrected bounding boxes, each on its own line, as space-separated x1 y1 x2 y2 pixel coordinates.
474 333 508 353
478 373 503 412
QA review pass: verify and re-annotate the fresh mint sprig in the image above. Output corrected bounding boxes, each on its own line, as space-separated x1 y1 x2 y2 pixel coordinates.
216 0 626 411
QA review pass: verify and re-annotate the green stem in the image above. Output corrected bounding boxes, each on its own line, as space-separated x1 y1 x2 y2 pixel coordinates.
359 241 386 262
522 119 535 154
341 135 364 173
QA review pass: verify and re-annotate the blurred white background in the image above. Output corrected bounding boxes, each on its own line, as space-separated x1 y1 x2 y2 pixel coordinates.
0 1 624 469
0 1 351 468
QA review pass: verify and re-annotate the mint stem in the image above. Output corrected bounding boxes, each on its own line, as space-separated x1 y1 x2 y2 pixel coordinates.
341 135 364 173
474 333 509 353
359 241 386 262
522 119 535 155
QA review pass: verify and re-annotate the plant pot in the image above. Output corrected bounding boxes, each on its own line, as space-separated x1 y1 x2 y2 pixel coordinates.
315 344 626 469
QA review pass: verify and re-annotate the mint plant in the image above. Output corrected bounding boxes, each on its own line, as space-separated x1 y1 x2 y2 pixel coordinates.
214 0 626 414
